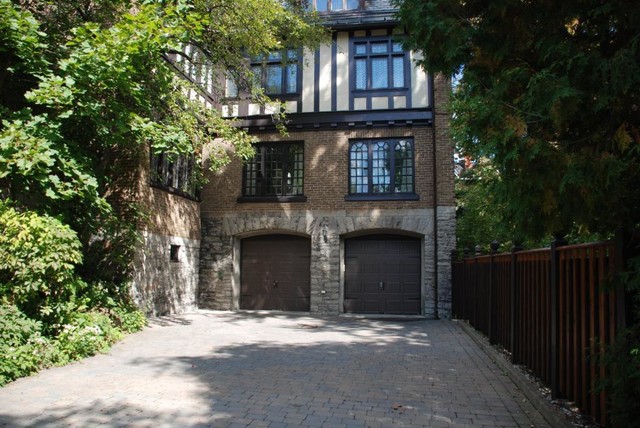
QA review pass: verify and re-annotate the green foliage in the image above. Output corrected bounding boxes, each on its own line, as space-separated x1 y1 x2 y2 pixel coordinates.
53 311 123 362
0 301 144 386
77 281 146 333
0 202 85 324
455 163 513 254
397 0 640 240
597 325 640 427
398 2 640 420
0 304 59 386
111 304 147 333
0 0 321 385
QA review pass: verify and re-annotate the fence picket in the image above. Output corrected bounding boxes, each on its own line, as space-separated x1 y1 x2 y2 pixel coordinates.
452 240 625 427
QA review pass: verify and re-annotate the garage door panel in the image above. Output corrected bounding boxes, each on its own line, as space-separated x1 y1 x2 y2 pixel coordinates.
402 281 420 294
384 281 402 293
362 281 381 293
362 298 382 313
241 235 310 311
344 235 421 315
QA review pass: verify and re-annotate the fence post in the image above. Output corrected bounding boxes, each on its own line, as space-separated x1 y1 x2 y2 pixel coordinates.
473 246 481 328
614 229 632 331
463 248 471 321
489 240 500 344
550 234 567 398
451 250 459 318
510 242 523 364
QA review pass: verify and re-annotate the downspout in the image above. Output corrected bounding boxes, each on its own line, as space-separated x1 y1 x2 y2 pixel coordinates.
430 73 439 319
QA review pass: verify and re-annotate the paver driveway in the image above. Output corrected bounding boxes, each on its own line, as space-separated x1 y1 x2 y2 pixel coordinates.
0 311 553 427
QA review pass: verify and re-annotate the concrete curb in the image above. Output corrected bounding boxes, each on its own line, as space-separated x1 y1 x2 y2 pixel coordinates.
455 319 574 428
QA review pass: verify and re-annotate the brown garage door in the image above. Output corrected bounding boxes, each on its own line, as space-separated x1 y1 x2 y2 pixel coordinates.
344 235 421 315
241 235 310 311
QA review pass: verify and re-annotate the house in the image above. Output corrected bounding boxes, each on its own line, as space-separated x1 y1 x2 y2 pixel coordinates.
132 0 455 318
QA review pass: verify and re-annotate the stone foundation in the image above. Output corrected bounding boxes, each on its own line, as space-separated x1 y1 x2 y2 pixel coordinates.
132 231 199 316
199 207 455 318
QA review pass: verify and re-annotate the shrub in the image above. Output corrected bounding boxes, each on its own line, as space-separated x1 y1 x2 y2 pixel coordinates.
78 281 146 333
0 304 59 386
54 311 123 362
0 202 84 327
111 305 146 333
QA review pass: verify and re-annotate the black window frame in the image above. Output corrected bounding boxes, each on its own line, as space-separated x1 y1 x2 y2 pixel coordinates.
346 138 419 201
238 141 307 203
150 152 200 201
250 49 301 99
351 36 409 93
311 0 362 12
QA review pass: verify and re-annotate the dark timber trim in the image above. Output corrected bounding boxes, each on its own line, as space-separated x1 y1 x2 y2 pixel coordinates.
331 32 338 112
239 109 433 133
344 194 419 202
314 49 320 112
237 195 308 203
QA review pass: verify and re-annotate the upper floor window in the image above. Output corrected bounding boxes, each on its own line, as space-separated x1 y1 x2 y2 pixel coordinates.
348 139 415 198
312 0 361 12
150 152 198 199
241 142 305 201
251 50 300 96
353 38 407 91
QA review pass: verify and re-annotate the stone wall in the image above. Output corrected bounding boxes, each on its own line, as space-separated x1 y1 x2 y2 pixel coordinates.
199 208 454 317
198 71 456 317
128 146 202 315
132 232 199 315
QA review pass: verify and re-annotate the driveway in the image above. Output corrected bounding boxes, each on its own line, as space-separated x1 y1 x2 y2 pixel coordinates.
0 312 555 427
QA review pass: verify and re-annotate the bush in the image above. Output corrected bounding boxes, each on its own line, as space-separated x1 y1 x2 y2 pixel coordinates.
78 281 146 333
0 202 84 327
54 311 123 362
111 305 146 333
0 304 59 386
0 303 145 385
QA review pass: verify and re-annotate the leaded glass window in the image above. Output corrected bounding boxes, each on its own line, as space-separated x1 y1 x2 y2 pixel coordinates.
251 50 299 96
312 0 360 11
150 152 198 198
243 143 304 197
351 37 407 91
348 139 414 196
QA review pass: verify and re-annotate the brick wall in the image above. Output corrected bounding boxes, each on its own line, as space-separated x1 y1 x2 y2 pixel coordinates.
201 126 435 215
118 145 202 315
199 73 456 317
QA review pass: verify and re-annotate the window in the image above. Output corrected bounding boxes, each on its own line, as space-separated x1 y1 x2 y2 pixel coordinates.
312 0 361 12
241 142 305 201
225 78 238 98
170 245 180 263
150 152 198 199
251 50 299 96
353 38 407 91
348 139 416 198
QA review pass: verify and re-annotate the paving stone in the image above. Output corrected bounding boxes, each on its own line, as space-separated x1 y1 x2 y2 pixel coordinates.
0 312 565 427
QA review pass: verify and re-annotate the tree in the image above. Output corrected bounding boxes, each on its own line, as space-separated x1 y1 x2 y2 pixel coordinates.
396 0 640 240
395 2 640 423
0 0 325 378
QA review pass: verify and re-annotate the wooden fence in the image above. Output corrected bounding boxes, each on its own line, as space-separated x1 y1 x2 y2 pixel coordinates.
452 238 629 426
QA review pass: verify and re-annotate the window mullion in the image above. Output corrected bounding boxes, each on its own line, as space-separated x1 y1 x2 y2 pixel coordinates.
388 141 395 192
367 47 372 90
367 142 373 194
281 145 289 196
259 146 266 195
387 48 393 90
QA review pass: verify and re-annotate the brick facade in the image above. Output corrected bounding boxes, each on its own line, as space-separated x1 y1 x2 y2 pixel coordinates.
127 18 455 318
129 146 201 316
198 75 455 318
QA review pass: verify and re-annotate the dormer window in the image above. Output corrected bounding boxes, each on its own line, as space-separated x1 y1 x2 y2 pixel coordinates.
313 0 361 12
